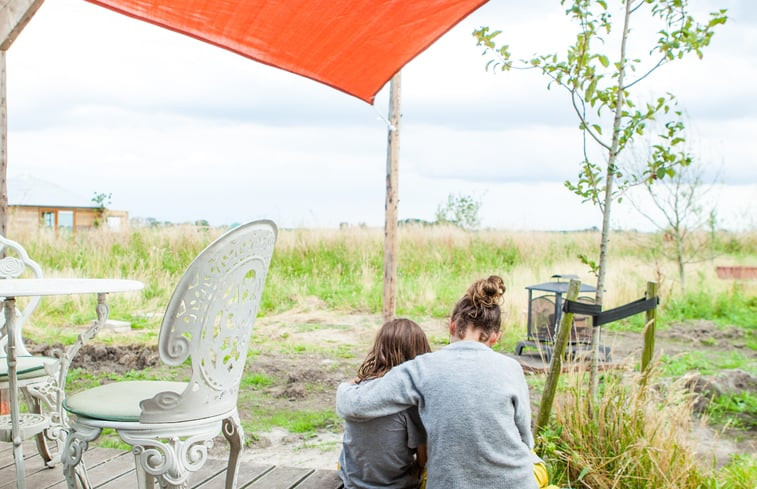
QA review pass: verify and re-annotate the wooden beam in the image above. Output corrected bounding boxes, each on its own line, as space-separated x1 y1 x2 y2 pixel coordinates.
0 0 45 50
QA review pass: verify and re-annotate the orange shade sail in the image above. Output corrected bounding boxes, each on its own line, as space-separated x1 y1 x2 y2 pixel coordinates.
84 0 489 103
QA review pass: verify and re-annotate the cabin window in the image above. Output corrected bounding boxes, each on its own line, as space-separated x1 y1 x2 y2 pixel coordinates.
40 209 75 232
58 211 74 230
41 211 55 228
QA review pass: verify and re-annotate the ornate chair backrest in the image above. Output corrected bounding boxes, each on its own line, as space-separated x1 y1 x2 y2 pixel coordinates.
140 220 277 423
0 235 44 357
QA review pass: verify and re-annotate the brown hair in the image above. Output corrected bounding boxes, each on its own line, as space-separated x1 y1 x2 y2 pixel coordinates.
450 275 506 342
357 318 431 381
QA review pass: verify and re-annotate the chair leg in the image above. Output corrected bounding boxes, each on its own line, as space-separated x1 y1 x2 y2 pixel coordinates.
120 427 218 489
223 415 244 489
133 452 157 489
61 424 101 489
22 387 56 465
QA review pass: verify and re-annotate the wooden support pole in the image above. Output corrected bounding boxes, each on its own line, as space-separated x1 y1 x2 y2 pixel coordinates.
640 281 658 374
382 72 401 323
1 49 7 237
0 0 46 236
535 278 581 437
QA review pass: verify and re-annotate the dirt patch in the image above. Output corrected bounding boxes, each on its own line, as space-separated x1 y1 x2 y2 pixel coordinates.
604 320 756 360
28 315 755 470
27 341 161 374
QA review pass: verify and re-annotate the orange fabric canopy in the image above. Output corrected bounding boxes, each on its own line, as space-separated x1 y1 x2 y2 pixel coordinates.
85 0 489 103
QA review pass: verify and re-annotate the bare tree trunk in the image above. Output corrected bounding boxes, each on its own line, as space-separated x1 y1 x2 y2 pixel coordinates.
590 0 632 399
676 234 686 294
382 73 401 323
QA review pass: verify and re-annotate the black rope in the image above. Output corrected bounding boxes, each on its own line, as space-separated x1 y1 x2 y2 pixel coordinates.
563 296 659 326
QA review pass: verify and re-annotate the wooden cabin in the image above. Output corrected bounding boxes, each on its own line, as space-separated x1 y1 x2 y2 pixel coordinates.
7 176 129 233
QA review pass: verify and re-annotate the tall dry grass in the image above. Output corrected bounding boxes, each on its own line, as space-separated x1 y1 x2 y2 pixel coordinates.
542 367 714 488
9 224 756 344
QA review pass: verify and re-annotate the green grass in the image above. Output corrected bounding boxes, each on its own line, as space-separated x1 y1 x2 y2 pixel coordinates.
12 226 756 338
242 372 275 388
707 454 757 489
275 342 356 359
707 391 757 431
608 285 757 333
660 350 755 377
663 285 757 329
242 408 342 437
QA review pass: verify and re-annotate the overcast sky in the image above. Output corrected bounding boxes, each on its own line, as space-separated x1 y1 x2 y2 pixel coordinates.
6 0 756 230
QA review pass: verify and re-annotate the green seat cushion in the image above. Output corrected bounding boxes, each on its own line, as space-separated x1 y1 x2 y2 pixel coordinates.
0 355 57 380
63 380 187 422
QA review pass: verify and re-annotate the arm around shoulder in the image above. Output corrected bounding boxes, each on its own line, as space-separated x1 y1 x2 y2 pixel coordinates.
336 364 422 421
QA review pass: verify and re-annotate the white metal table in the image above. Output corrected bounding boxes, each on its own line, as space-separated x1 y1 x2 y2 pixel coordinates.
0 278 143 489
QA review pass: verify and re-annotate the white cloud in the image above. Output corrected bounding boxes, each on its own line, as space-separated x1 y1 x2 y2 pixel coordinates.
5 0 755 229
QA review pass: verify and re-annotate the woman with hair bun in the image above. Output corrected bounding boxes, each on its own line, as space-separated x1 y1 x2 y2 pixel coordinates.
337 276 545 489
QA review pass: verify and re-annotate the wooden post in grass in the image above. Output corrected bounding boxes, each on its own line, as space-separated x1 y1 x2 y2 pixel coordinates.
382 72 401 323
535 278 581 436
640 281 658 374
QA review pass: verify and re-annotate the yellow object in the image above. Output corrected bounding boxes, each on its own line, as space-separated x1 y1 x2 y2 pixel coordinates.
419 469 427 489
533 458 559 488
534 461 550 488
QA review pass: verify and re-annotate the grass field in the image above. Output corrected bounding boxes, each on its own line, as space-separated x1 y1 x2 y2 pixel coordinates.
14 224 757 337
9 224 757 488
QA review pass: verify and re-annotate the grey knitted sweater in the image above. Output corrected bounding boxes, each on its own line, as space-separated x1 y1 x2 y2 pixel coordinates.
337 341 540 489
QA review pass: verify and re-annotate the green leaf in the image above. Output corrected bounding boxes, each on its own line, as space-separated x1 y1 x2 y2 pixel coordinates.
598 54 610 68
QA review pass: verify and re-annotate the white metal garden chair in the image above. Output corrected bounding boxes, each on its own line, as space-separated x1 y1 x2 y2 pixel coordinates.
61 220 278 489
0 234 61 465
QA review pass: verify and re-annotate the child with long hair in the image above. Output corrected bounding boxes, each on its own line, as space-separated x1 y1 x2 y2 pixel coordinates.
338 318 431 489
338 276 551 489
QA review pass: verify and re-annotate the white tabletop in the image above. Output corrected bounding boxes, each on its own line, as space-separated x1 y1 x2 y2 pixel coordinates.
0 278 144 298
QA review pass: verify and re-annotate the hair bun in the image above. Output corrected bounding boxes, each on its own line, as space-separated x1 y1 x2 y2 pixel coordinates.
467 275 505 308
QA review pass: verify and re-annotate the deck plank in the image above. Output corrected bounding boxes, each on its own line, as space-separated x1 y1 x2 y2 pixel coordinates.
0 440 38 470
183 458 230 488
0 444 342 489
0 448 126 489
192 461 273 489
0 442 44 483
291 469 344 489
244 466 314 489
48 451 134 489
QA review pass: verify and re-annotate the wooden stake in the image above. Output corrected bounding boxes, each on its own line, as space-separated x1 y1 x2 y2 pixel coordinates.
535 278 581 436
382 72 401 323
640 281 658 373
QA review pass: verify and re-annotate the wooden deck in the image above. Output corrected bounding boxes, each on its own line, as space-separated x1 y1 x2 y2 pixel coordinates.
0 441 344 488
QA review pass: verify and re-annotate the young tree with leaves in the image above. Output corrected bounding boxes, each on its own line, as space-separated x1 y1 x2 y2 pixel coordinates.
474 0 726 395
